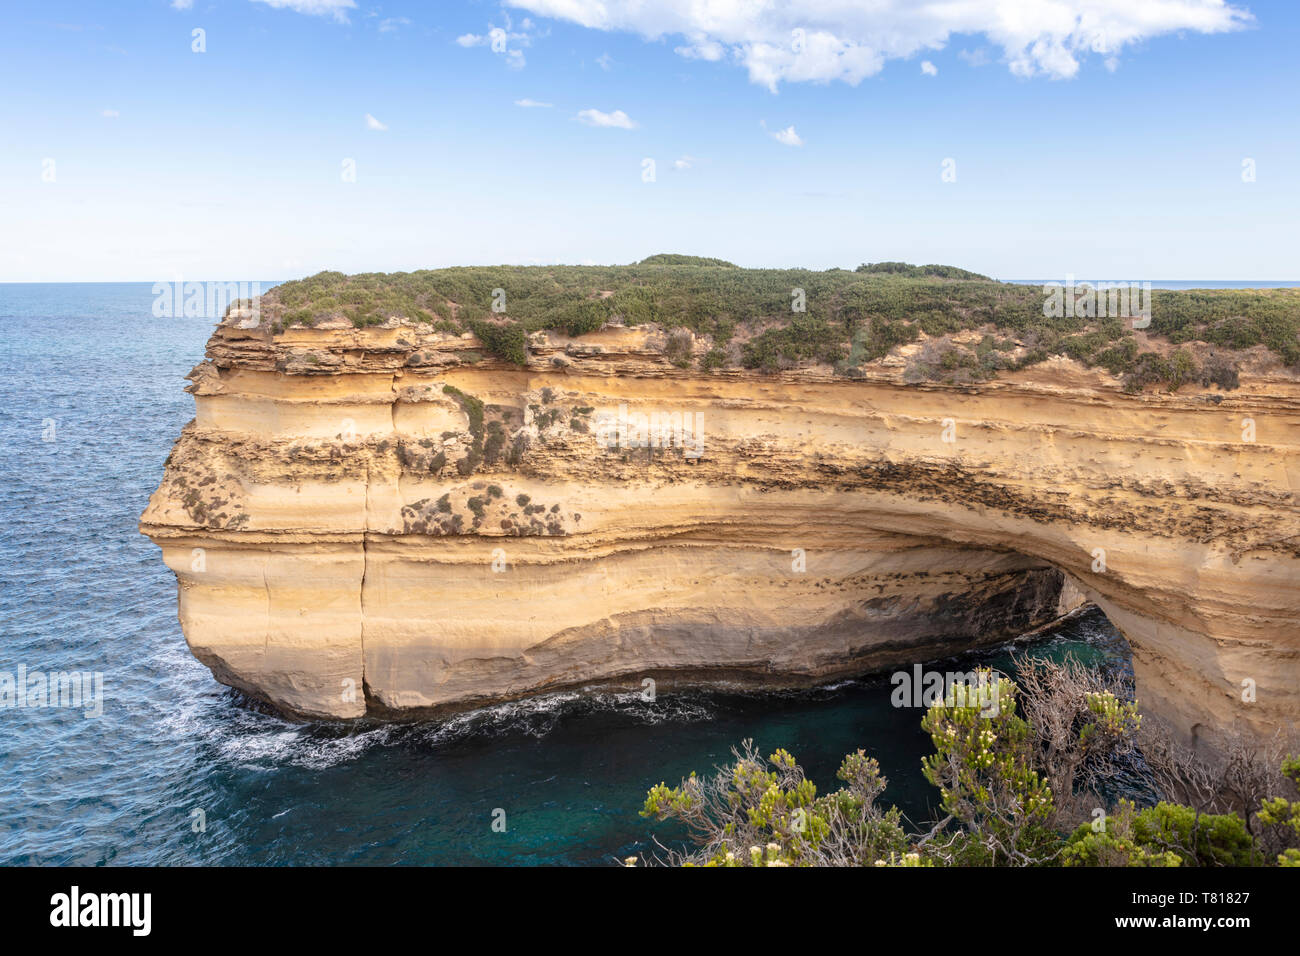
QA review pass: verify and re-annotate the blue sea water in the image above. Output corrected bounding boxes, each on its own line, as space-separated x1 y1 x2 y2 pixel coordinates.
1006 279 1299 289
0 282 1134 866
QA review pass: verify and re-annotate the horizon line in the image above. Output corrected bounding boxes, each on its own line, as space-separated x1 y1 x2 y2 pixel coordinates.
2 277 1299 286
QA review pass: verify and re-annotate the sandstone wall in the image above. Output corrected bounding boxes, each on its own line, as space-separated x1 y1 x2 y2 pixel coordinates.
140 313 1300 749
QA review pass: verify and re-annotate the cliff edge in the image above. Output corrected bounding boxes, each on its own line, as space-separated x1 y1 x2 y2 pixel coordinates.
140 267 1300 750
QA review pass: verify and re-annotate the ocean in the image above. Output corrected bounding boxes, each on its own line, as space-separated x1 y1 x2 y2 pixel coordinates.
1006 280 1300 289
0 281 1135 866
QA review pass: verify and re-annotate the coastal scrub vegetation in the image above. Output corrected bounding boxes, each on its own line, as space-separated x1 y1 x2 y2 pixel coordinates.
264 260 1300 392
854 261 990 280
636 657 1300 867
638 253 739 267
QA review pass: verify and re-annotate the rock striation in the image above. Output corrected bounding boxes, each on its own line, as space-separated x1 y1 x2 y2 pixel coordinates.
141 308 1300 750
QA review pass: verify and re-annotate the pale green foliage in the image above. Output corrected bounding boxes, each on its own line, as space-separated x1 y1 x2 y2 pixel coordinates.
266 265 1300 374
1257 754 1300 865
1062 800 1182 867
640 740 908 867
920 671 1058 864
639 674 1297 868
1080 690 1142 746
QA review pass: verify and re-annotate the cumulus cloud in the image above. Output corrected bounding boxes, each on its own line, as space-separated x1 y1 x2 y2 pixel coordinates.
674 35 725 61
576 108 637 129
920 60 937 76
171 0 193 10
365 113 388 131
507 0 1252 90
763 122 803 147
515 98 554 108
249 0 357 24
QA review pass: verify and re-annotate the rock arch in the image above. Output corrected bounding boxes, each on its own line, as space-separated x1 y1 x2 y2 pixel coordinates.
141 321 1300 749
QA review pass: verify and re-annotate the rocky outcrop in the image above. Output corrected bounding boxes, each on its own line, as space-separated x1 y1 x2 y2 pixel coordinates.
140 309 1300 750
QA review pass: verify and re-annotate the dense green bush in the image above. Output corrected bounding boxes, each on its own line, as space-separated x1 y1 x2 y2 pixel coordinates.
263 264 1299 380
845 318 920 366
442 384 484 474
638 253 738 267
742 315 846 370
855 261 990 280
1060 801 1183 867
641 743 909 867
1257 756 1300 866
1064 799 1258 866
700 347 727 371
465 319 527 365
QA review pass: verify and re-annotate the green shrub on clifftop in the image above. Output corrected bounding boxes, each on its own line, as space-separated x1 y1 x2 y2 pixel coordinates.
263 263 1300 382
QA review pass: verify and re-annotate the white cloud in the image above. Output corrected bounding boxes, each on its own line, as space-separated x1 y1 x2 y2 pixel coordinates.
764 124 795 146
920 60 937 76
759 122 800 148
673 35 725 61
457 33 487 47
506 48 526 69
170 0 193 10
365 113 388 131
507 0 1252 89
101 109 119 118
596 52 613 70
249 0 357 24
576 108 637 129
378 17 411 33
673 156 693 169
515 98 554 108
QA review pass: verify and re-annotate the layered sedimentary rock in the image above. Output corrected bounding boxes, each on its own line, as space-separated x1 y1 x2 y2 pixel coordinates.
140 311 1300 749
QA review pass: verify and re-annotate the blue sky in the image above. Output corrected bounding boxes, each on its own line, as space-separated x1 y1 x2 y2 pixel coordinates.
2 0 1296 280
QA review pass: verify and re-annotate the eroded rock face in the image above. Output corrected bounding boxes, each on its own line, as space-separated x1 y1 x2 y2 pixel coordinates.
140 314 1300 749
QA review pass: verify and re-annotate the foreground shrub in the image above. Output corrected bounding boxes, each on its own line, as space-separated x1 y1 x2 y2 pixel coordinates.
1061 801 1183 867
919 672 1059 865
637 664 1299 868
1257 755 1300 865
640 741 908 866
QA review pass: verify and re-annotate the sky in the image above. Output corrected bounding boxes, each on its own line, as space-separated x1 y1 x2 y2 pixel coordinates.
2 0 1297 281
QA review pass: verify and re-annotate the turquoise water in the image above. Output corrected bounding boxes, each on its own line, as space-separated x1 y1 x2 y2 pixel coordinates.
0 282 1131 866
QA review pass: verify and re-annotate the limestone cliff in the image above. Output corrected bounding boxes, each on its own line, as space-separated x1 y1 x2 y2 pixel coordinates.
140 306 1300 750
